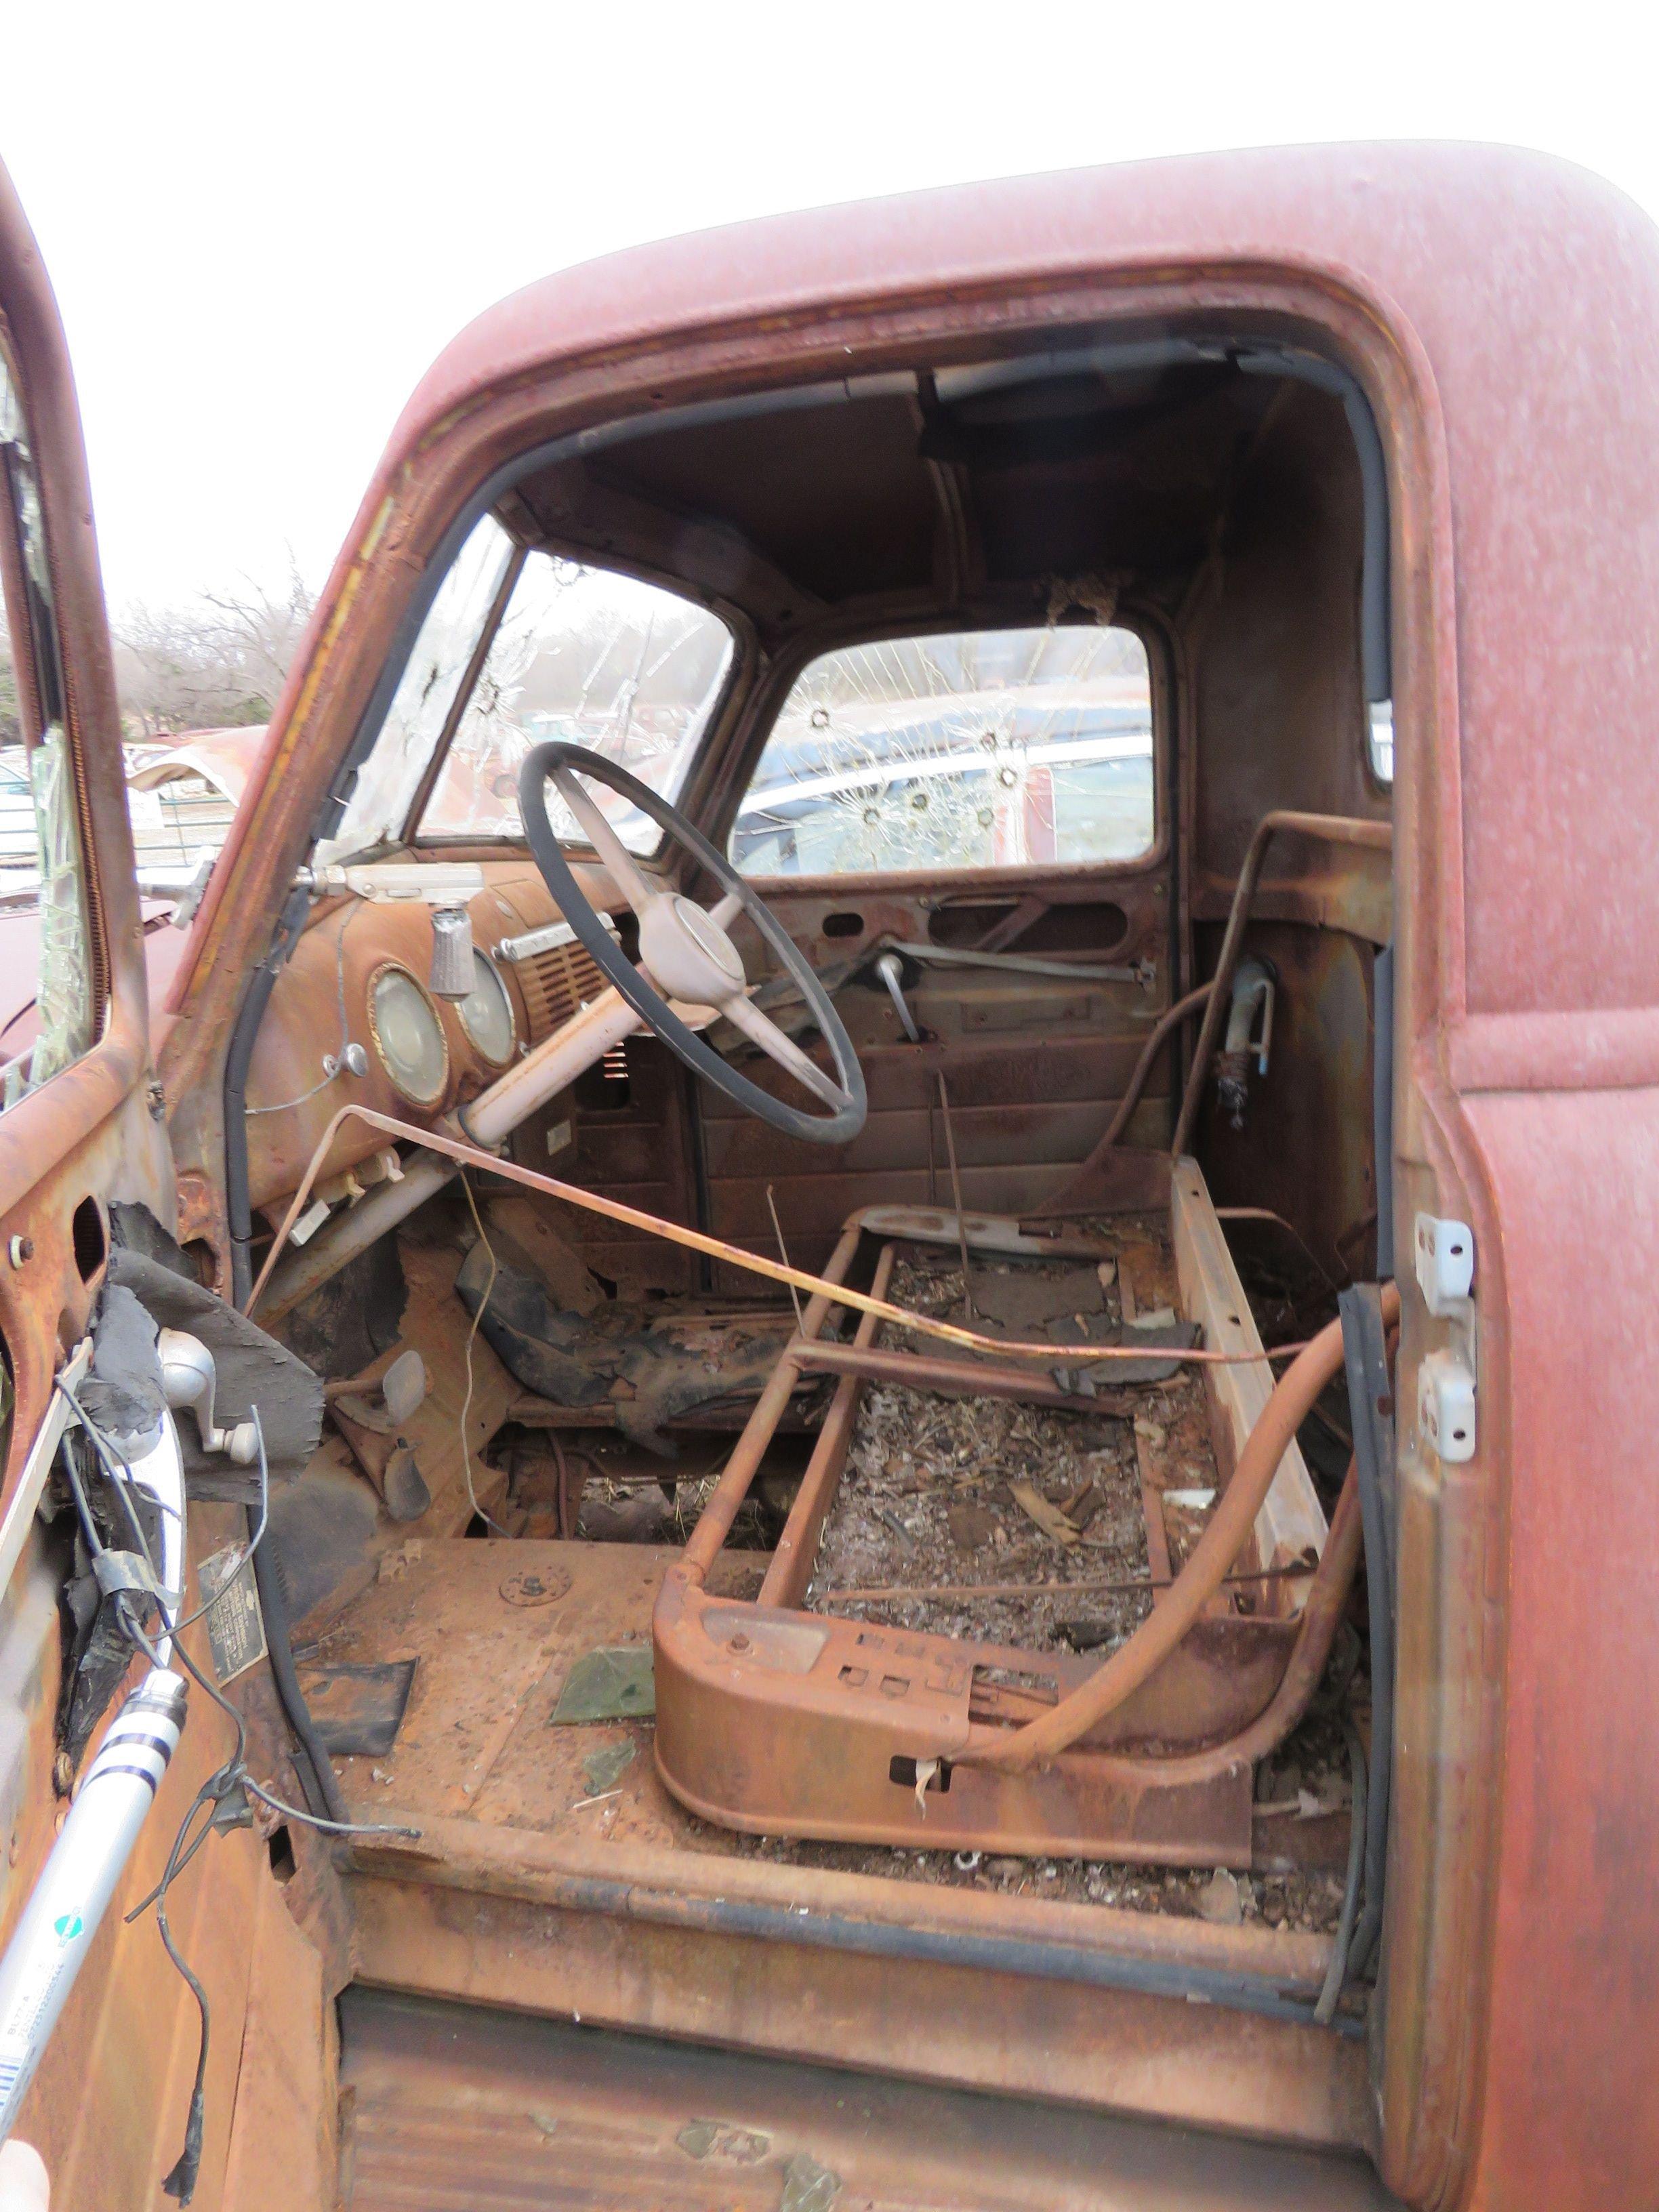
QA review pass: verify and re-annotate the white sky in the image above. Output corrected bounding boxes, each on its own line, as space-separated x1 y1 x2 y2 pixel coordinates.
5 1 1655 613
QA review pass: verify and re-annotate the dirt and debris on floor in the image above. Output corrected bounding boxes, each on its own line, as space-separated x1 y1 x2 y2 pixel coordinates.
714 1756 1352 1936
483 1429 781 1551
804 1235 1227 1656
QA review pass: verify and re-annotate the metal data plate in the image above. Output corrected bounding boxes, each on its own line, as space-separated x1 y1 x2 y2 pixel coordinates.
199 1544 268 1685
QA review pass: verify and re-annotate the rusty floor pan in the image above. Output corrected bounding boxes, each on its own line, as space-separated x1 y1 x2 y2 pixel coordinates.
338 1986 1401 2212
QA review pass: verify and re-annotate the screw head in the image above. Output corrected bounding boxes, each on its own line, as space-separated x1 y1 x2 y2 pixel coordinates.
7 1235 34 1269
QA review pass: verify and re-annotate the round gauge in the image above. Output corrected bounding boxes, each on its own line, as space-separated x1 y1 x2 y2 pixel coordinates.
456 949 517 1065
367 964 449 1105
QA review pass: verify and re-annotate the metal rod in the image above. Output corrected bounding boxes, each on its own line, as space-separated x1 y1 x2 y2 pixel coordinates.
680 1220 864 1580
766 1183 804 1332
759 1244 896 1610
934 1071 976 1320
793 1339 1139 1416
247 1108 1306 1371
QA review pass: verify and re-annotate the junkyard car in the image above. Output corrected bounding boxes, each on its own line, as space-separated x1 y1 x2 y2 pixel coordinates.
0 141 1651 2211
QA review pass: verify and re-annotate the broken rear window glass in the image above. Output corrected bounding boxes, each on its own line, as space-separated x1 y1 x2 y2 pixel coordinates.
729 624 1154 879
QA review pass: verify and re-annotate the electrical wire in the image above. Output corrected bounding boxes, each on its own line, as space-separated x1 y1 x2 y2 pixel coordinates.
244 897 363 1115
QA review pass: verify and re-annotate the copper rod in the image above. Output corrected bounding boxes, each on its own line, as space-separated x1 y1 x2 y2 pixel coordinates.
964 1285 1399 1775
246 1105 1305 1371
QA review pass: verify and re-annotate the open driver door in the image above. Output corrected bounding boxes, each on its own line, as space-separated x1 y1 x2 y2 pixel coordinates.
0 160 321 2211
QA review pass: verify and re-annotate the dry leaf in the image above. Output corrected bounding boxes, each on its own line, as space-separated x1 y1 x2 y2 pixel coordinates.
1009 1479 1080 1549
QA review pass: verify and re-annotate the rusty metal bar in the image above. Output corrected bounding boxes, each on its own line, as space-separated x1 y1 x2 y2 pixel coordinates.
792 1338 1138 1416
759 1243 897 1610
962 1290 1397 1774
680 1219 863 1580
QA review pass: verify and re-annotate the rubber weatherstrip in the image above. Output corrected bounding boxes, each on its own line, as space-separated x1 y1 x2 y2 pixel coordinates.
1338 1282 1397 1980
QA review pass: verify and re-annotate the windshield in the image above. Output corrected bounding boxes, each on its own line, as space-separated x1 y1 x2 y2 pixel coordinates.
316 515 733 866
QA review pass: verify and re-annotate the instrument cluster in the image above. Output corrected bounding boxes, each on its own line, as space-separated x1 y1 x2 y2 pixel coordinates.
241 865 609 1216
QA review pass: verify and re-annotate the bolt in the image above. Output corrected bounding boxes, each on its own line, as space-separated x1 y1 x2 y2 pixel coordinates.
728 1631 751 1654
7 1235 33 1269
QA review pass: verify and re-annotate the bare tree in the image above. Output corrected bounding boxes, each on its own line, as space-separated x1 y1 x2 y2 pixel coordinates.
115 558 315 737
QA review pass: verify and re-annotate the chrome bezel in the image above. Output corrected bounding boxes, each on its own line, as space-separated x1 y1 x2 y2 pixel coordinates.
365 961 450 1105
456 947 518 1067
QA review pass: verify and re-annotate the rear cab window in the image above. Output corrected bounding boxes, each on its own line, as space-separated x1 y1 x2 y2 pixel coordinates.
730 623 1153 878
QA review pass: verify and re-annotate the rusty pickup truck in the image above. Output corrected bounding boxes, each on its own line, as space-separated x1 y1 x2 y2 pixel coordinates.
0 140 1650 2212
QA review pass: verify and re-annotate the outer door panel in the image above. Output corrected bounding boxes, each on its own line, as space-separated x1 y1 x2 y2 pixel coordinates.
0 160 283 2210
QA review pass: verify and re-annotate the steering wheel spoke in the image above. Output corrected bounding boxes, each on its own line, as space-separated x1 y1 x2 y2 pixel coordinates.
520 743 866 1146
720 991 853 1111
548 761 661 916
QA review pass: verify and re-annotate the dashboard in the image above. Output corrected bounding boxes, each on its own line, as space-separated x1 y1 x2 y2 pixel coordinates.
242 860 617 1216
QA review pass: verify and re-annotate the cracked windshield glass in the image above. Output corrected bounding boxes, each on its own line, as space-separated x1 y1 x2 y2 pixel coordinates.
729 623 1153 877
318 514 733 865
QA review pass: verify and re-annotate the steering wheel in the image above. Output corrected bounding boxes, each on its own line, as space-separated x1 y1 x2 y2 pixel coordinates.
519 742 867 1145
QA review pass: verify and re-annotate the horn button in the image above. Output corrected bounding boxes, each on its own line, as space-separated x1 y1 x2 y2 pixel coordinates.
638 895 747 1006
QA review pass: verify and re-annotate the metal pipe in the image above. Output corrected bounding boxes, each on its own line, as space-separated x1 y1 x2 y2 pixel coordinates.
963 1284 1399 1774
1046 984 1212 1209
0 1668 189 2142
1170 812 1391 1159
0 1409 190 2143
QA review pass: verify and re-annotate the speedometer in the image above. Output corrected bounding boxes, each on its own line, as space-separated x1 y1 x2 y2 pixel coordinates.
456 949 517 1065
367 964 449 1104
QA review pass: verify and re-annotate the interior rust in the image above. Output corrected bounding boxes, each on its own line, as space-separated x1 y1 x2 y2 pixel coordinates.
3 251 1404 2205
178 333 1398 2179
